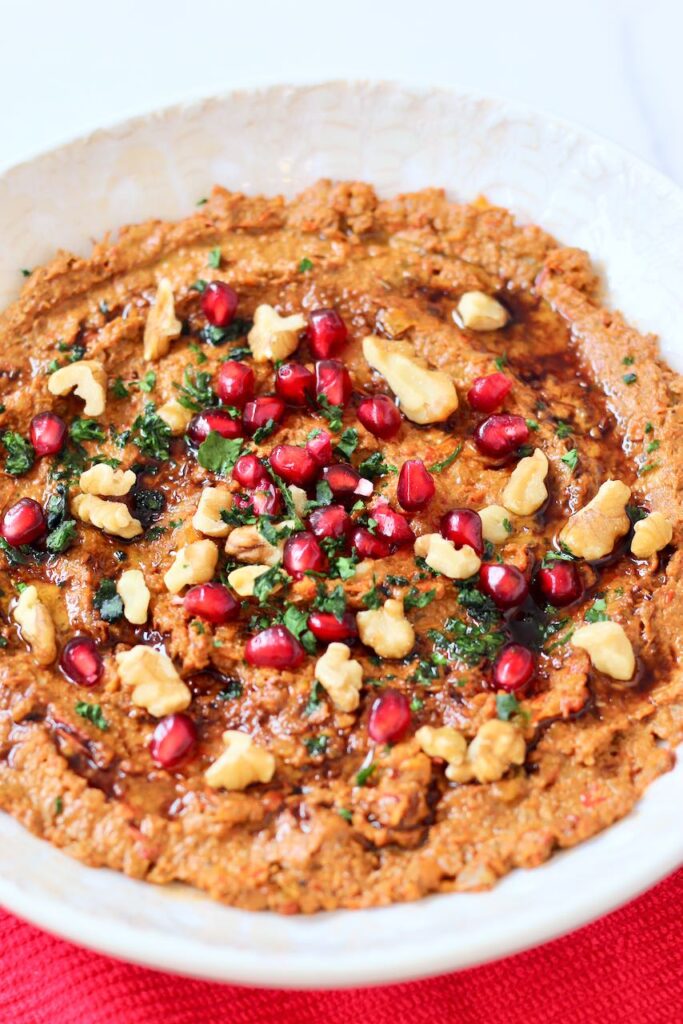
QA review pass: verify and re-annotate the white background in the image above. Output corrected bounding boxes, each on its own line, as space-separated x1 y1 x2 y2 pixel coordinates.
2 0 681 185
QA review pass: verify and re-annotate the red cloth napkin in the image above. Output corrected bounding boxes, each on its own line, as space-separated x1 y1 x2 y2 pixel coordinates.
1 869 681 1024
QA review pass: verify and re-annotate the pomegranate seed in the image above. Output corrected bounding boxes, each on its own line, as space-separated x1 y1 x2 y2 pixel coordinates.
1 497 46 547
234 482 283 517
200 281 238 327
60 636 104 687
315 360 352 407
474 414 529 458
150 713 197 769
306 429 334 466
184 582 239 624
352 526 392 559
269 444 318 486
29 412 67 457
371 501 415 546
397 459 435 512
216 361 254 406
479 563 529 609
308 504 351 539
307 611 358 643
537 561 583 607
441 508 484 556
492 643 535 692
467 372 512 413
368 690 411 744
357 394 402 440
232 453 267 488
243 395 286 436
245 626 305 669
323 463 360 500
283 531 329 578
188 408 242 444
308 308 348 359
275 362 315 406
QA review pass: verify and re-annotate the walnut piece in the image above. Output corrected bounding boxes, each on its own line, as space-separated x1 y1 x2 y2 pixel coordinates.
631 511 673 559
356 598 415 658
143 278 182 361
115 645 191 717
72 493 143 539
479 504 512 544
362 335 458 424
289 485 308 520
456 291 509 331
48 360 107 416
413 533 481 579
116 569 150 625
192 485 233 538
559 480 631 560
315 642 364 712
572 621 635 681
464 719 526 783
157 398 193 435
12 585 57 666
163 539 218 594
502 449 549 516
224 524 284 566
204 730 276 791
416 725 469 779
79 462 136 497
247 304 306 363
227 564 271 597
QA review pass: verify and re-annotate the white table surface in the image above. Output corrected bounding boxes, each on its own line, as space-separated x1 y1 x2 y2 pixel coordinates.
3 0 681 185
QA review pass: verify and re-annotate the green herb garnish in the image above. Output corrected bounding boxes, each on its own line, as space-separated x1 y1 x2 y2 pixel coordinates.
75 701 108 731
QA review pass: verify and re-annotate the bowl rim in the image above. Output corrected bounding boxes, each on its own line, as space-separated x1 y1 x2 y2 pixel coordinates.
1 78 682 989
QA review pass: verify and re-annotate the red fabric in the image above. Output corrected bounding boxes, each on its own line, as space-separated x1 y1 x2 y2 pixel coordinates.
1 869 681 1024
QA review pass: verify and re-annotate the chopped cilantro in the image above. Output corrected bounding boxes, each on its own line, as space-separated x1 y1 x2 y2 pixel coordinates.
196 197 208 207
54 796 64 815
0 537 30 565
584 597 609 623
430 617 505 666
496 692 523 721
646 439 660 454
622 372 637 385
207 247 221 269
644 421 653 434
329 553 358 580
93 578 123 623
385 574 409 587
627 504 648 526
494 353 508 370
555 420 572 439
526 418 540 431
111 377 130 398
317 394 343 432
131 404 171 460
428 444 463 473
298 257 314 273
358 451 396 479
355 762 376 787
361 580 382 609
335 427 358 460
20 268 31 277
622 355 635 366
75 701 108 731
188 341 207 364
133 370 156 393
303 681 322 716
2 432 34 476
404 587 436 611
541 549 576 568
200 318 252 347
70 418 105 444
306 479 333 511
561 448 579 472
46 519 77 554
196 432 243 476
252 419 277 444
253 565 290 605
280 604 316 654
305 735 328 756
409 696 424 712
312 582 347 620
222 344 252 361
338 808 353 823
174 367 215 411
218 679 243 701
638 461 660 476
49 444 89 483
502 517 513 534
190 278 208 293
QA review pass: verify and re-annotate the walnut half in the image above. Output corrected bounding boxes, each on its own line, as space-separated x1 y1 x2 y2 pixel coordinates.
143 278 182 361
356 599 415 659
362 335 458 424
204 730 276 791
48 360 107 417
315 643 363 712
115 645 191 717
12 585 57 666
559 480 631 560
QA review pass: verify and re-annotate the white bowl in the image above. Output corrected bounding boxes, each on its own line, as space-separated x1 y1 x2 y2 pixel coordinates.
0 81 682 988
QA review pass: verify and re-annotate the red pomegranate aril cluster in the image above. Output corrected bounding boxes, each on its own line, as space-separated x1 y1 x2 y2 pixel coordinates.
537 561 583 607
368 690 411 744
308 308 348 359
184 582 239 624
467 372 512 413
275 362 315 406
308 504 350 539
1 497 47 547
352 526 392 560
201 281 238 328
323 463 360 499
283 532 329 578
474 414 529 458
492 644 535 692
232 453 267 488
60 636 104 687
245 626 305 669
357 395 402 440
315 360 352 407
217 361 254 406
397 459 435 512
441 508 484 556
269 444 318 486
306 429 334 466
188 408 242 444
150 713 198 769
243 396 286 436
30 412 67 457
307 611 358 643
479 563 529 609
371 501 415 546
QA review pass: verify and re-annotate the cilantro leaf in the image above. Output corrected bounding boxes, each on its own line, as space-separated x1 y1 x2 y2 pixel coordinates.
298 257 314 273
253 566 290 605
93 579 123 623
174 368 215 411
2 432 35 476
75 701 108 731
46 519 77 554
404 587 437 611
131 403 171 460
584 597 609 623
70 419 105 443
317 394 343 432
335 428 358 461
207 247 221 269
496 693 522 721
197 432 244 477
429 444 463 473
561 448 579 472
357 451 396 479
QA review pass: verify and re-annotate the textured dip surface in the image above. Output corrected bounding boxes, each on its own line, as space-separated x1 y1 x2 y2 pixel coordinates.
0 180 681 912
